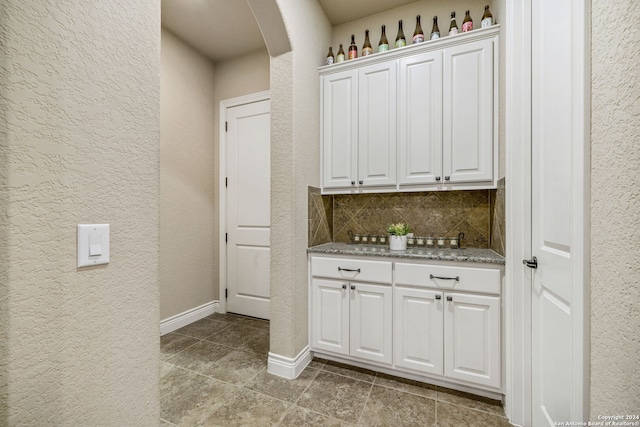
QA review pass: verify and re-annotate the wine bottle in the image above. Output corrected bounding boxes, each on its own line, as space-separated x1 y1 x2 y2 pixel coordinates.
326 47 334 65
449 12 459 36
462 10 473 32
412 15 424 44
395 20 406 48
348 34 357 60
378 25 389 52
430 16 440 40
481 5 493 27
336 44 345 63
362 29 373 56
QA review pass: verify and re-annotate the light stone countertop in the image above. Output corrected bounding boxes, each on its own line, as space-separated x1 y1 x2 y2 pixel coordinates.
307 242 505 265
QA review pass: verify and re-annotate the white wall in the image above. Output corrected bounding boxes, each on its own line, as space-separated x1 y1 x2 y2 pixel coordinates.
0 1 160 424
160 28 217 319
590 0 640 415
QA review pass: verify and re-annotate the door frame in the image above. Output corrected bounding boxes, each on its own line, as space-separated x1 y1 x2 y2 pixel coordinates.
218 90 271 314
505 0 590 424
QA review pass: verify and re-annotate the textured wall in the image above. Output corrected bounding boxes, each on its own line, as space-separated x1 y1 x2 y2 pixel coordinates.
590 0 640 415
160 28 217 320
268 0 331 358
0 1 160 425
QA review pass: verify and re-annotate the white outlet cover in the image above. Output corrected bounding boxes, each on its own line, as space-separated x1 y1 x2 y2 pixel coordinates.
77 224 110 268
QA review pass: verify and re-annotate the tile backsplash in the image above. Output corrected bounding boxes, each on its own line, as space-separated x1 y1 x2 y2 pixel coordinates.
309 184 506 254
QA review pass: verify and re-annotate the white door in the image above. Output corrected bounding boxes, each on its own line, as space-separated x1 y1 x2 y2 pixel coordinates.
310 278 349 356
530 0 588 423
350 282 392 364
226 99 271 319
442 38 495 184
398 51 443 186
322 70 358 189
393 287 443 375
358 61 397 188
444 292 500 388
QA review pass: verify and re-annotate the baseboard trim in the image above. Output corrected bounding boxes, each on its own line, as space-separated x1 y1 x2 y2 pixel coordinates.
267 346 311 380
160 301 220 336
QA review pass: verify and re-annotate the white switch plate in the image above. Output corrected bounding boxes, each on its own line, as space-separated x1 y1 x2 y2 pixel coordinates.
77 224 110 268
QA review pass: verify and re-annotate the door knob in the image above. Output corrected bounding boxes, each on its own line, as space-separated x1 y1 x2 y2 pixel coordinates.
523 256 538 269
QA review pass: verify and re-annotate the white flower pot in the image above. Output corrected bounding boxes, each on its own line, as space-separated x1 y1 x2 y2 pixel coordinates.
389 235 407 251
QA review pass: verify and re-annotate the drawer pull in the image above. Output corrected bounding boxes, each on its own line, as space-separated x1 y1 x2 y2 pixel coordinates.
338 267 361 273
430 274 459 281
342 283 347 289
446 296 453 301
435 295 442 300
350 285 356 290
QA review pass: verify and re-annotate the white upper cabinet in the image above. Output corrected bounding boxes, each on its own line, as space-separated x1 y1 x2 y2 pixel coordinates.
358 61 397 187
319 26 499 194
442 38 495 184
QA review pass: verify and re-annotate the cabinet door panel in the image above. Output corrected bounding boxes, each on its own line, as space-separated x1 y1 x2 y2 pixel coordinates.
311 279 349 355
398 51 443 185
394 287 444 375
350 283 393 364
444 292 500 388
322 70 358 189
358 62 397 187
443 38 494 183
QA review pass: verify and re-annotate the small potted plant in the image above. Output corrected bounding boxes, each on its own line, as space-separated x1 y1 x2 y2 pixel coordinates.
387 223 410 250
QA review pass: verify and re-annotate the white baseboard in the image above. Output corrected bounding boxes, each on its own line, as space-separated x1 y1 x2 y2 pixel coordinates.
267 346 311 380
160 301 220 336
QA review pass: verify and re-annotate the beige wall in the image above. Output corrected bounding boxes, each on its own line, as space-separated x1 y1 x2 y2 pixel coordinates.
590 0 640 415
268 0 331 358
160 28 218 319
0 1 160 424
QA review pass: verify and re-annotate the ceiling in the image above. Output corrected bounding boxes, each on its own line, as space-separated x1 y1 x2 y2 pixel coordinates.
161 0 417 62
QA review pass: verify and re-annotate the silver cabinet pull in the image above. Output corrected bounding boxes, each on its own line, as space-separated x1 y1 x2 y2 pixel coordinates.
446 296 453 301
359 180 363 185
444 176 450 181
350 285 356 290
430 274 459 281
522 256 538 269
342 283 347 289
435 295 442 300
351 181 355 185
436 176 441 181
338 267 361 273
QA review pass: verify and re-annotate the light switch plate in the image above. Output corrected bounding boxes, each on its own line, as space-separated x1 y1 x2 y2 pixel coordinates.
78 224 110 268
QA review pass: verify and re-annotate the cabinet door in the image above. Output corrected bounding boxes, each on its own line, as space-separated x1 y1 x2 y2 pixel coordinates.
311 279 349 356
322 70 358 189
398 51 443 186
442 38 495 183
350 282 393 364
394 287 444 375
358 61 397 187
444 292 500 388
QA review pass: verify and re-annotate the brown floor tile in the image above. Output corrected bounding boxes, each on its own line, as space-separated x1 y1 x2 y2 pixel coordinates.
244 366 319 403
322 360 377 383
436 402 513 427
233 316 270 331
160 333 200 362
204 323 265 349
358 385 436 426
437 387 505 416
173 318 229 340
308 357 328 369
237 328 270 355
206 312 243 323
297 371 373 423
206 349 267 386
160 373 237 425
160 362 195 397
202 387 289 426
373 373 437 399
167 340 233 376
280 406 354 426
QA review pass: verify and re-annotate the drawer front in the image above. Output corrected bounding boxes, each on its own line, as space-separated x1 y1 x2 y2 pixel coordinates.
395 262 500 294
311 256 392 284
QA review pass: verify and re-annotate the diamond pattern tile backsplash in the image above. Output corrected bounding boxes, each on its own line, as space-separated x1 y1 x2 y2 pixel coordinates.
308 182 506 255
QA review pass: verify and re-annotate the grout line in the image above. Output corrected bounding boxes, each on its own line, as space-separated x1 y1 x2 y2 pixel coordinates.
291 365 321 407
159 418 178 426
355 380 375 426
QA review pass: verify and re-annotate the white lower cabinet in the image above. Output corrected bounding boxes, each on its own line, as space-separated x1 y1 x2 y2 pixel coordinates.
310 254 503 393
310 277 392 365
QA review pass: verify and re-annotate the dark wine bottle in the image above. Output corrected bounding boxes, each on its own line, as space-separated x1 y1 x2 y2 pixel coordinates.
362 29 373 56
412 15 424 44
462 10 473 32
481 5 493 27
449 12 459 36
326 47 334 65
336 44 345 63
348 34 357 60
395 20 406 48
378 25 389 52
430 16 440 40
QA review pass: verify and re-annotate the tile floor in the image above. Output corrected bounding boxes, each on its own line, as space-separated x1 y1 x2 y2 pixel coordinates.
160 313 513 426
